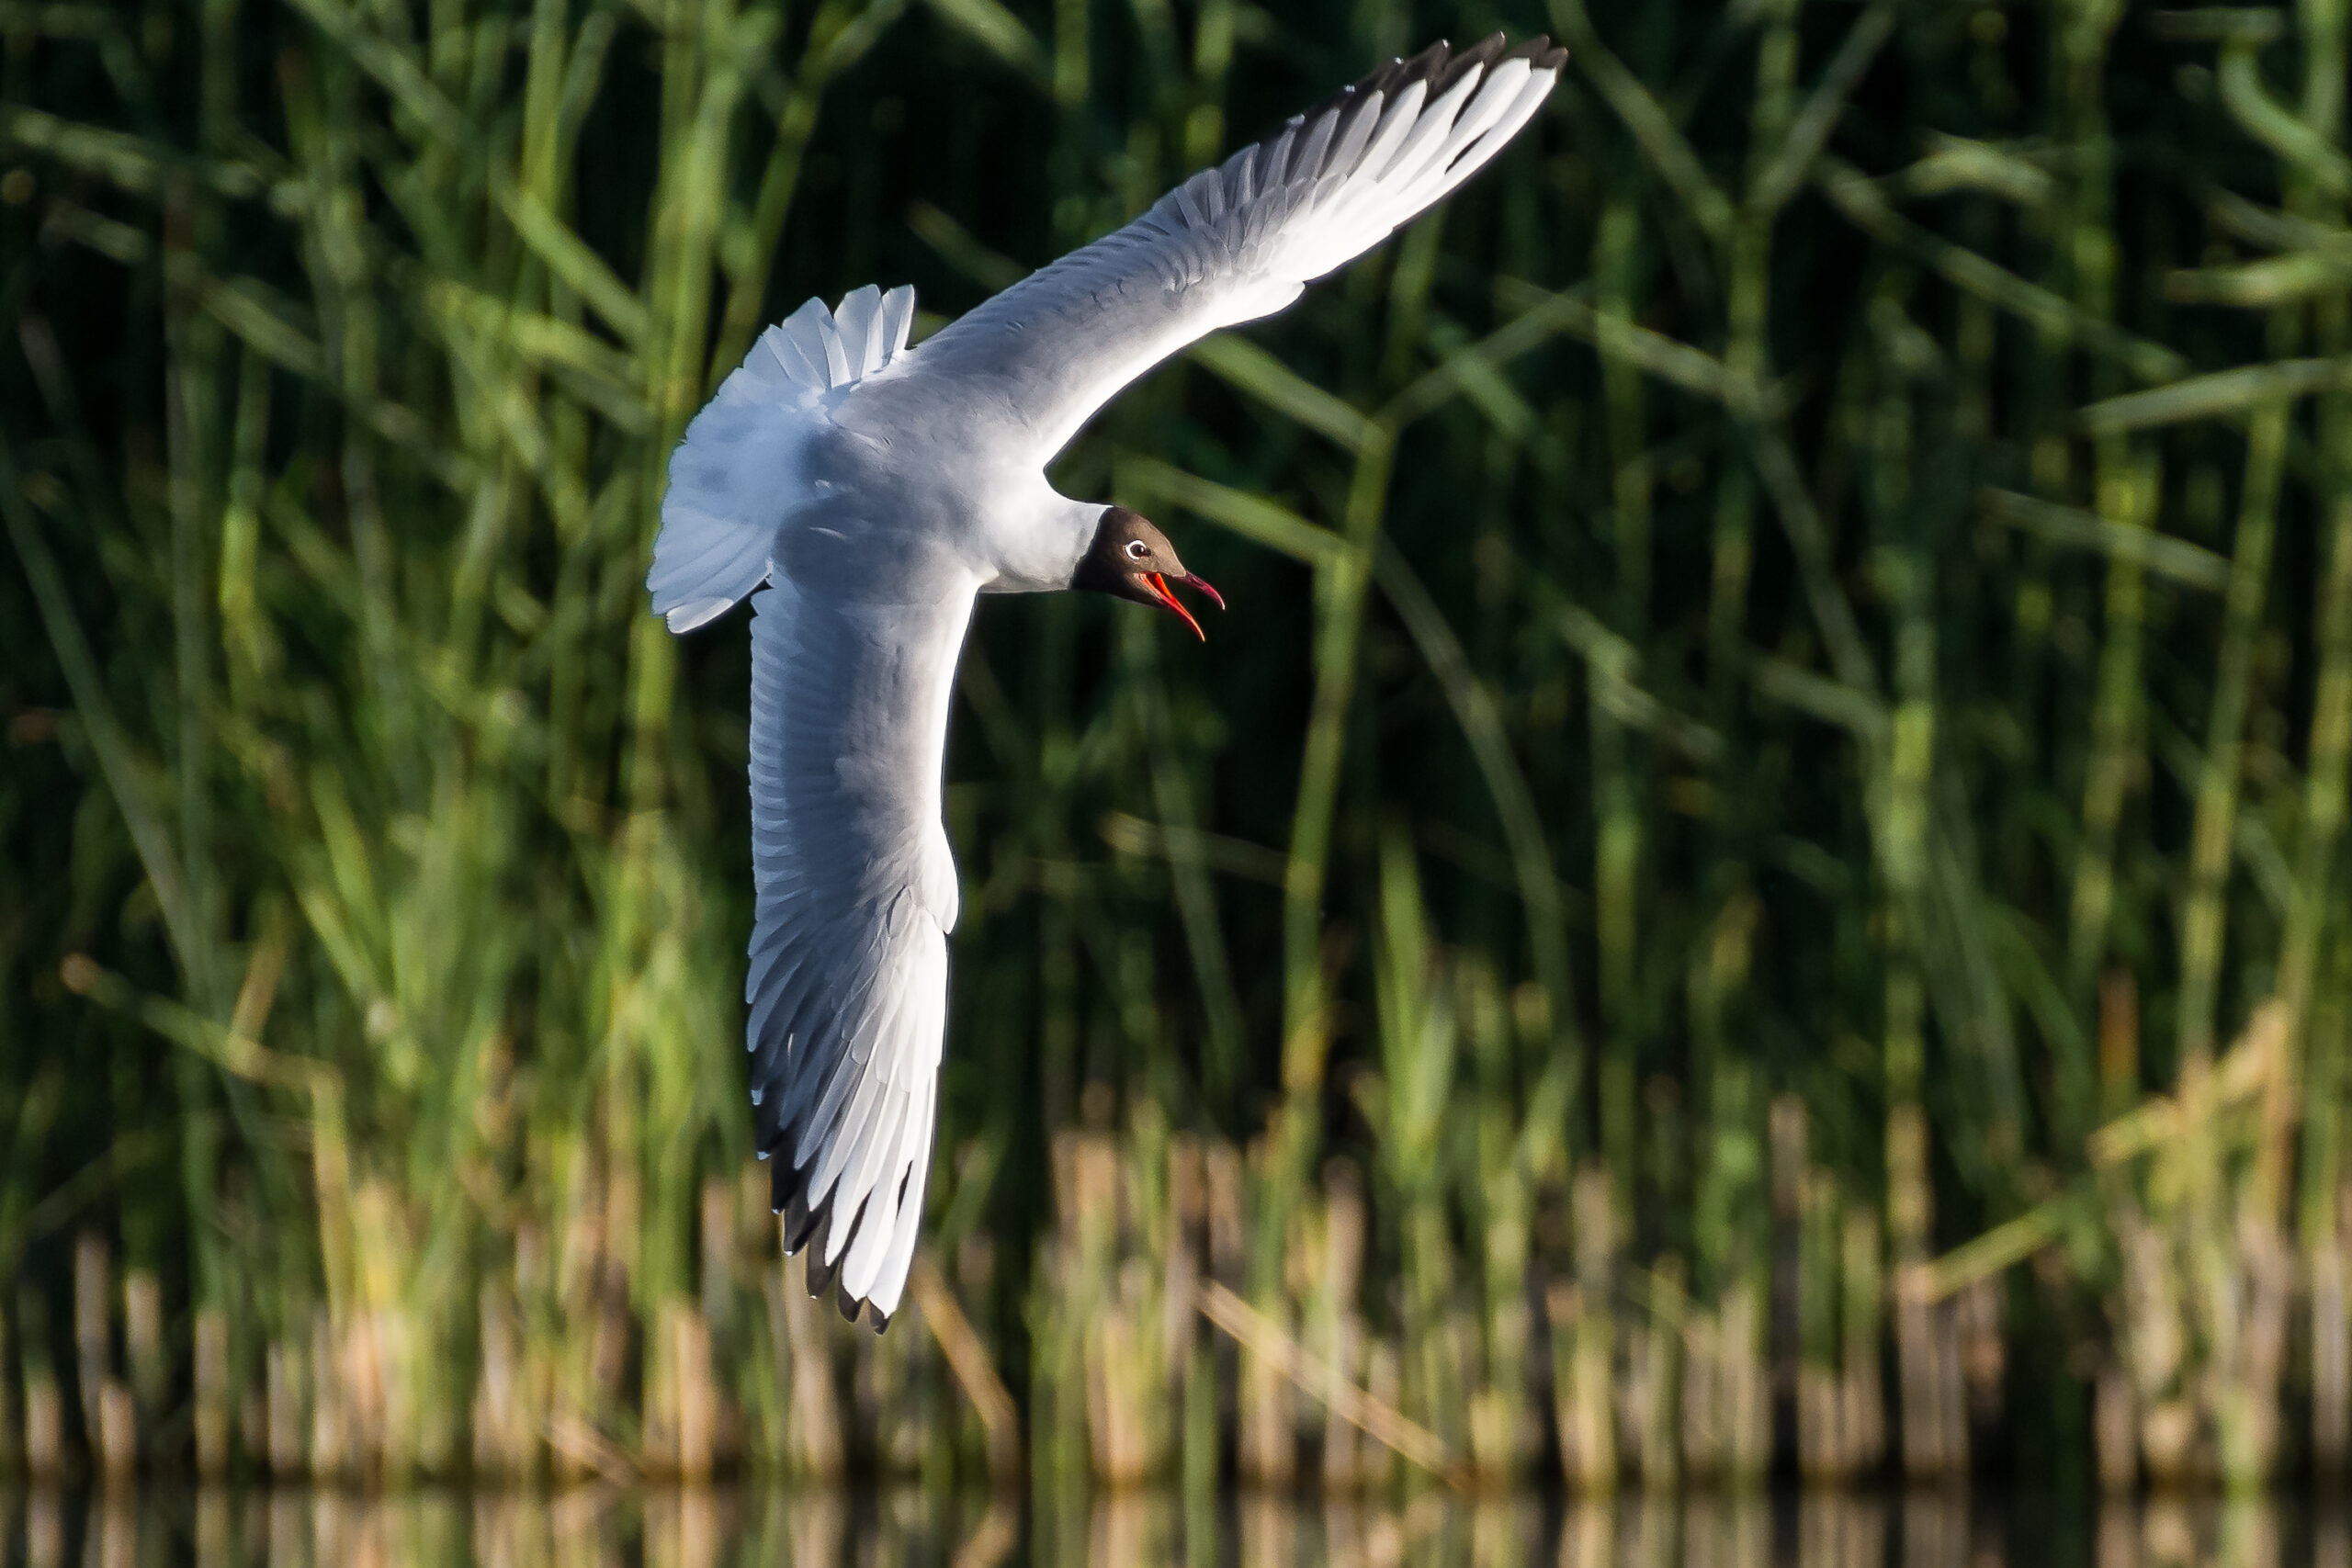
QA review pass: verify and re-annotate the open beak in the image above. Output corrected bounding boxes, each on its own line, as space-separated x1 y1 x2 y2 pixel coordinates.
1144 572 1224 640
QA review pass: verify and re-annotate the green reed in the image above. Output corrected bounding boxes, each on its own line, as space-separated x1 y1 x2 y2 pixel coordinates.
6 0 2352 1496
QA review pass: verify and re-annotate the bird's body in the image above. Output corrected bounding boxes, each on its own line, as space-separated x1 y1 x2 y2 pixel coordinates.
647 35 1566 1328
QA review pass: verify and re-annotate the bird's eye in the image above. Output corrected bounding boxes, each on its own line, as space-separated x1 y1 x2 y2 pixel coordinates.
1125 539 1148 559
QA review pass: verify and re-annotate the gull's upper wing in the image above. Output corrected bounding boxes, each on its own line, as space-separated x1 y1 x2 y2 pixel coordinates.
743 537 978 1329
910 33 1565 466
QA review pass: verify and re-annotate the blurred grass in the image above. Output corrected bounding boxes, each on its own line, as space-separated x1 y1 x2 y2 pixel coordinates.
3 0 2352 1495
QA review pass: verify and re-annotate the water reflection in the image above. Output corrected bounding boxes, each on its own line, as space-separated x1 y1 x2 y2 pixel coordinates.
0 1486 2335 1568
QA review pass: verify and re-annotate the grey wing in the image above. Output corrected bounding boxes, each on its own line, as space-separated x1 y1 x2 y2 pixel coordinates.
745 551 977 1329
910 34 1565 466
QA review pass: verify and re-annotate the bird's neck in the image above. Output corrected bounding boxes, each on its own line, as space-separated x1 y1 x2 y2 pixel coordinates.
1049 493 1107 591
984 489 1102 594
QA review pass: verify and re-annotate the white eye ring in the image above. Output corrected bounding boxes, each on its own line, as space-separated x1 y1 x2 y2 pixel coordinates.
1125 539 1148 559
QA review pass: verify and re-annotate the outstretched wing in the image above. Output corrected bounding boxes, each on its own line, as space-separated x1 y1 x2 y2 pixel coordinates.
912 34 1564 466
743 542 977 1330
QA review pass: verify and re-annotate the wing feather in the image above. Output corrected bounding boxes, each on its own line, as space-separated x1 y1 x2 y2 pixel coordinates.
812 1055 893 1217
840 1074 930 1305
742 558 973 1329
1374 66 1487 192
1356 78 1431 183
1289 106 1340 186
1322 89 1384 182
831 1076 912 1269
910 33 1565 466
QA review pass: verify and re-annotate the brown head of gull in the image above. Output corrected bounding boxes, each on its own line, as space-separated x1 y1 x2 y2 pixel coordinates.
1071 506 1226 639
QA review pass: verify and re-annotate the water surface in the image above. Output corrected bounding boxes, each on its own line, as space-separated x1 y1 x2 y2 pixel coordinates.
0 1486 2335 1567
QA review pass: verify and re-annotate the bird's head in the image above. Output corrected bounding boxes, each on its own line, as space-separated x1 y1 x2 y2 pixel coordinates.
1073 506 1225 639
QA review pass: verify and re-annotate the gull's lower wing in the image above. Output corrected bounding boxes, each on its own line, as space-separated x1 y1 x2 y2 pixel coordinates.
744 541 976 1330
909 34 1565 467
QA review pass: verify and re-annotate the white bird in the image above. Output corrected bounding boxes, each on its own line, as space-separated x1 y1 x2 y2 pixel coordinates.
648 34 1566 1329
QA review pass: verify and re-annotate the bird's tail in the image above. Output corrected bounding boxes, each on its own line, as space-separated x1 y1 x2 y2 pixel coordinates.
647 284 918 632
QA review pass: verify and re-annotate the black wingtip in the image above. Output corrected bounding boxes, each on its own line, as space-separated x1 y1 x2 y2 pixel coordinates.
1503 34 1570 72
803 1205 838 1298
797 1228 886 1329
800 1188 882 1324
781 1189 821 1256
1435 32 1508 96
1353 51 1412 103
1320 33 1559 126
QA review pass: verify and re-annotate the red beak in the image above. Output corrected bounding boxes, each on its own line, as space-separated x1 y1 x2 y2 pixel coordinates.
1145 572 1224 640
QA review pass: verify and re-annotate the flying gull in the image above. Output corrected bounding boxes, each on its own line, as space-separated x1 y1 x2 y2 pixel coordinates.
647 34 1566 1329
